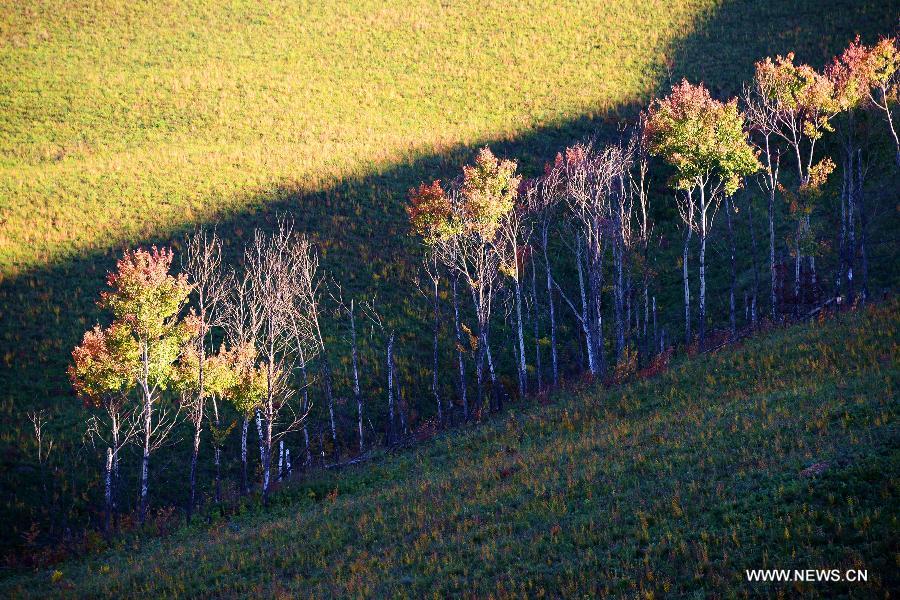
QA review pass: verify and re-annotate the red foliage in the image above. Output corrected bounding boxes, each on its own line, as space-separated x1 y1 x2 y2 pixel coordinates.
406 179 450 238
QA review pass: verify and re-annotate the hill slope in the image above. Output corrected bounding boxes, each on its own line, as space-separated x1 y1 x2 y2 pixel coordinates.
1 0 897 546
2 303 897 598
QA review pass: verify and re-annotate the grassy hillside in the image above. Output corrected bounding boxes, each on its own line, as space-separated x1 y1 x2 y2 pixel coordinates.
1 0 897 559
1 302 896 597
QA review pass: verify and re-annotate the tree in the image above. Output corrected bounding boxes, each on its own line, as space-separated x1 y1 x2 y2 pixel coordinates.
753 55 840 310
558 142 620 375
407 147 519 415
69 323 140 530
495 198 531 399
743 78 783 320
243 222 318 503
99 246 194 523
223 270 264 494
646 80 759 347
523 163 563 386
179 229 230 521
829 36 899 301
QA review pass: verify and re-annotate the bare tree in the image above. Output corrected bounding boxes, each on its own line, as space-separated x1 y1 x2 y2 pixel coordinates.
293 239 338 459
561 141 631 374
524 166 563 386
180 228 231 521
496 203 532 399
332 287 366 453
243 221 318 504
413 254 444 426
363 298 400 444
744 82 784 320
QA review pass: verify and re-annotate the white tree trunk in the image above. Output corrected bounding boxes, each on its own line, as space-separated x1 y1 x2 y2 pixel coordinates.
452 276 468 421
543 233 558 386
240 416 249 494
514 277 526 398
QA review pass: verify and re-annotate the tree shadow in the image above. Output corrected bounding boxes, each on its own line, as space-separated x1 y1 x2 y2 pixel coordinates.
0 0 896 556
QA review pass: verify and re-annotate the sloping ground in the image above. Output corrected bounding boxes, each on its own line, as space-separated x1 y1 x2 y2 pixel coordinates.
2 0 898 554
2 302 897 598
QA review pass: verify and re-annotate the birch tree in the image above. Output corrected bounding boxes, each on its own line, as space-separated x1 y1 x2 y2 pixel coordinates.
98 247 194 523
752 55 840 311
646 80 759 347
407 147 518 415
70 323 141 530
243 222 318 503
179 229 230 521
523 165 563 386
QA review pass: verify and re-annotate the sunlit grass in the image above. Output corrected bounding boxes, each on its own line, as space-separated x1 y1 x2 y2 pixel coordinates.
0 0 714 273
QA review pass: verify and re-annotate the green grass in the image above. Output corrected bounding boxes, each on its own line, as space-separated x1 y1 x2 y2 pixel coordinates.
1 303 896 597
1 0 897 561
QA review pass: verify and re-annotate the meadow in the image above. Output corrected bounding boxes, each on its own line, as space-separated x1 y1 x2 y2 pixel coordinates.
0 0 898 566
0 302 896 597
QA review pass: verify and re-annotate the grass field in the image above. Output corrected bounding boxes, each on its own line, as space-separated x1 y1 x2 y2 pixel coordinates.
0 302 896 597
0 0 897 561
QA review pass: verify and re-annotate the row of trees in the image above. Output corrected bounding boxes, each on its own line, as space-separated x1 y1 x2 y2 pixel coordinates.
69 36 898 528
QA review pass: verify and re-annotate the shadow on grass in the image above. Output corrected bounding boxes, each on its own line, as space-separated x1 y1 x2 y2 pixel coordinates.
0 0 895 558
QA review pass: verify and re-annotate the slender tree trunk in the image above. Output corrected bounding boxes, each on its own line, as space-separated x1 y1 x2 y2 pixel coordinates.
794 218 802 316
277 440 284 482
726 196 737 338
613 241 625 360
262 408 272 505
837 153 848 299
746 193 759 327
847 150 856 301
350 301 364 452
474 331 485 418
139 371 151 525
683 224 692 345
386 332 396 444
698 188 708 349
240 416 249 494
513 276 526 399
452 276 468 421
432 276 443 425
542 232 558 387
652 296 658 354
320 357 338 458
188 419 201 521
576 239 597 375
642 278 649 357
303 424 311 469
856 149 869 301
255 409 265 467
589 244 606 376
211 397 222 505
485 330 502 412
110 418 119 527
104 447 113 532
768 186 777 320
297 346 312 469
531 259 542 393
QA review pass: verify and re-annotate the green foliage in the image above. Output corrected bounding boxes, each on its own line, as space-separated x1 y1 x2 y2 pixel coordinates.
221 343 269 417
99 247 195 392
754 53 841 142
646 80 759 196
460 147 521 240
68 323 137 408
